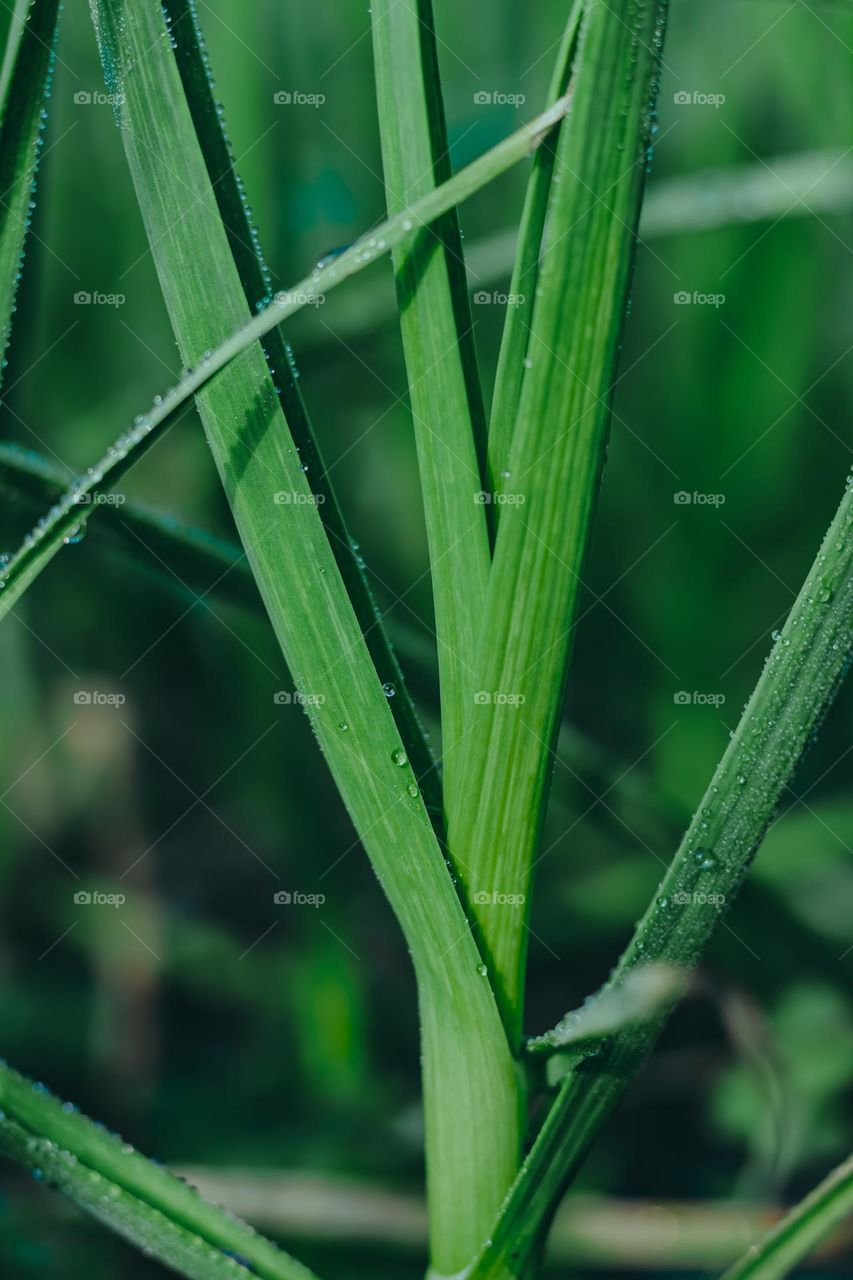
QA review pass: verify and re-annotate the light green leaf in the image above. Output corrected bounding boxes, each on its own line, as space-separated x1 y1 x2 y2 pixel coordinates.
371 0 492 836
0 1062 320 1280
0 0 61 384
719 1151 853 1280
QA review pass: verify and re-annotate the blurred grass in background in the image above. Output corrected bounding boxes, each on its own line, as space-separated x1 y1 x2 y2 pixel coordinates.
0 0 852 1275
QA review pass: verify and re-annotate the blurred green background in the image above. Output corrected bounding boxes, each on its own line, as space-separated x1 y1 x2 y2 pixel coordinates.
0 0 852 1275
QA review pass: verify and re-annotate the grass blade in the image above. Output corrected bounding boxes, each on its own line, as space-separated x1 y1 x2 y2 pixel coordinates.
0 0 61 385
0 94 568 619
449 0 669 1046
0 1062 320 1280
472 470 853 1278
82 2 556 1270
487 0 584 496
719 1152 853 1280
371 0 492 831
161 0 441 816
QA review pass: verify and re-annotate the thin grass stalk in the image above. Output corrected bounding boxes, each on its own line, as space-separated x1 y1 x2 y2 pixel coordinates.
450 0 669 1047
719 1152 853 1280
471 469 853 1279
370 0 493 842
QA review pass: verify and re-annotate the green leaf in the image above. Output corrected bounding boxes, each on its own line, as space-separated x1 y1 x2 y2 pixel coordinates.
79 4 566 1274
719 1152 853 1280
449 0 669 1047
370 0 492 835
0 0 61 385
161 0 440 817
487 0 584 497
0 94 568 620
471 470 853 1279
0 1062 320 1280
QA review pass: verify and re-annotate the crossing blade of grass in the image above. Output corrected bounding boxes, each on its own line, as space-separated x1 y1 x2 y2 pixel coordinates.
487 0 583 498
449 0 669 1048
0 0 61 386
0 94 568 618
160 0 440 815
371 0 492 832
0 1062 320 1280
719 1152 853 1280
471 471 853 1280
80 2 565 1271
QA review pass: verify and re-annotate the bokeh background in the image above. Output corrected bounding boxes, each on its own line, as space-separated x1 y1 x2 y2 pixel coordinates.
0 0 852 1275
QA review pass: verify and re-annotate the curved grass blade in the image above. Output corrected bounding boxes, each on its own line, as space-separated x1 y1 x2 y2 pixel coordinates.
0 94 569 618
371 0 492 845
160 0 441 816
449 0 670 1049
83 4 567 1270
0 1062 320 1280
0 0 61 385
487 0 584 498
719 1152 853 1280
471 471 853 1279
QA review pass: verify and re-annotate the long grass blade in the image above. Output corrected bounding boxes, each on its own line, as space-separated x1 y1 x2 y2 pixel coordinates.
0 0 61 384
719 1152 853 1280
82 2 553 1270
449 0 669 1047
472 470 853 1278
161 0 440 815
0 95 568 618
487 0 584 496
0 1062 320 1280
371 0 492 835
